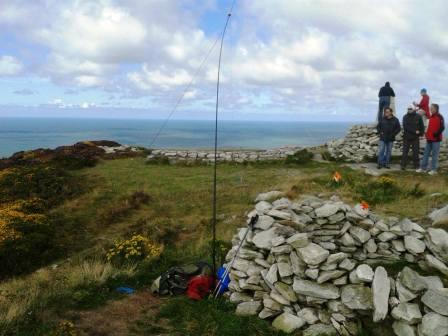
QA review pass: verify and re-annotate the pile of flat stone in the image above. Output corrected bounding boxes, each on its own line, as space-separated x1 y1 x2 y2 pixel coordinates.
326 124 448 163
226 191 448 335
146 147 302 163
98 144 140 154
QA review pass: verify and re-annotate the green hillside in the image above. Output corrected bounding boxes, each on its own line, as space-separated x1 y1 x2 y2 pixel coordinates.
1 149 447 335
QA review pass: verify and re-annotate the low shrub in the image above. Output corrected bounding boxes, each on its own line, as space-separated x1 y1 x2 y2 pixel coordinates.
0 166 81 207
354 176 401 204
321 150 337 161
405 183 425 198
285 149 313 165
50 321 77 336
0 200 57 278
145 155 170 165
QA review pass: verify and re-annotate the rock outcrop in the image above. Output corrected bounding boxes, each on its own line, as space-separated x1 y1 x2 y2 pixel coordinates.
225 192 448 335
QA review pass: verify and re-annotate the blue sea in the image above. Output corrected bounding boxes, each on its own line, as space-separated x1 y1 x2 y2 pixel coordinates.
0 118 354 158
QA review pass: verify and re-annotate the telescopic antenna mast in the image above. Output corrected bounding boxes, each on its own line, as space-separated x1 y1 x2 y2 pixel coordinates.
212 0 236 278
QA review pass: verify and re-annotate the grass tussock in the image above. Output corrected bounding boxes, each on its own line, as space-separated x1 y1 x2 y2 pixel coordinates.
99 191 151 225
0 259 136 334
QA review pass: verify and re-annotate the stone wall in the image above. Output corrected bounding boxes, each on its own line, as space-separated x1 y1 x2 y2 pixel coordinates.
225 192 448 335
147 147 302 163
327 124 448 163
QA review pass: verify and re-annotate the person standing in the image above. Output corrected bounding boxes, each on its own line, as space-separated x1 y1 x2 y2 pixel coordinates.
414 88 430 123
378 82 396 123
377 107 401 169
417 103 445 175
401 105 424 170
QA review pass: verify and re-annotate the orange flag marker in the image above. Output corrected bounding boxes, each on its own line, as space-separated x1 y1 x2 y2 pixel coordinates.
360 201 370 210
333 171 342 183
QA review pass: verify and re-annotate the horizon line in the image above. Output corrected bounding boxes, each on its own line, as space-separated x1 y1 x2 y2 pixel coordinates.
0 116 364 123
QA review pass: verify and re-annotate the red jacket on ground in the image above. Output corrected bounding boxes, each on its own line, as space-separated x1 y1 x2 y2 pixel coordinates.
417 95 430 118
186 275 214 300
426 112 445 142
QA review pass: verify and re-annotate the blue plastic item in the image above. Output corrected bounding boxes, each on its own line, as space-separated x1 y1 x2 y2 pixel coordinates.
116 286 135 294
216 266 230 294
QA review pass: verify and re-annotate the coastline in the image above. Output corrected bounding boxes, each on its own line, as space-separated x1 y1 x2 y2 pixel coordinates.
0 118 355 158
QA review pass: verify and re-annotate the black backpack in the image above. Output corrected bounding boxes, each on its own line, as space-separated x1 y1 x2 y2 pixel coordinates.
152 262 212 295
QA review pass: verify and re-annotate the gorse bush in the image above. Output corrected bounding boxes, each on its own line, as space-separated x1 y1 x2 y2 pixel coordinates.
0 166 81 207
0 165 82 278
354 176 401 204
0 200 56 278
51 321 77 336
106 234 162 264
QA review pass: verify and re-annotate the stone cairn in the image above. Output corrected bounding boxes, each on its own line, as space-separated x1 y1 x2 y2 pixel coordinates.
225 191 448 335
327 124 448 163
147 147 302 163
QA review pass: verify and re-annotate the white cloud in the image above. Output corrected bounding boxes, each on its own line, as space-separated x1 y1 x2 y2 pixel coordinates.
1 0 448 120
128 66 193 91
0 56 23 76
80 102 96 109
35 4 147 63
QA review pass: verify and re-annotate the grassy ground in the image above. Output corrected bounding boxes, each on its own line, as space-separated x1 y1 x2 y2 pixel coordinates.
56 158 310 252
1 156 447 335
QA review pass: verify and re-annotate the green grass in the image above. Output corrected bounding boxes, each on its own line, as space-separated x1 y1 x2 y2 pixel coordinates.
132 297 286 336
54 157 311 251
0 259 136 336
1 156 448 335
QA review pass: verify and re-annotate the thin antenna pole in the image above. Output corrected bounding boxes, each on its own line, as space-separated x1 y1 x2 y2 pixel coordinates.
212 1 235 279
148 36 221 148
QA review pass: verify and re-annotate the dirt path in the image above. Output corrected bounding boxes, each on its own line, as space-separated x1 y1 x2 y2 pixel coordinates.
68 290 168 336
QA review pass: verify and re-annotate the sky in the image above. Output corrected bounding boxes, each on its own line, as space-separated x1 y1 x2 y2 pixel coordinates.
0 0 447 122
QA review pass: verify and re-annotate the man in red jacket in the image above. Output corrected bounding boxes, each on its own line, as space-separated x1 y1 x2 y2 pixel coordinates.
417 103 445 175
414 88 430 121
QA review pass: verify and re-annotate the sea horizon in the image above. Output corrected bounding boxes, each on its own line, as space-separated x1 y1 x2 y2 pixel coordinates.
0 117 357 158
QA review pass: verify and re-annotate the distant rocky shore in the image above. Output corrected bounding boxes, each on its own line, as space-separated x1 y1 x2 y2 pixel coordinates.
146 123 448 165
3 123 447 166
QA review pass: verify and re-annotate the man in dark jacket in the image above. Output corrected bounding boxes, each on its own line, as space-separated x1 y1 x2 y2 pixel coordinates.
378 82 396 123
377 107 401 169
417 103 445 175
401 105 425 170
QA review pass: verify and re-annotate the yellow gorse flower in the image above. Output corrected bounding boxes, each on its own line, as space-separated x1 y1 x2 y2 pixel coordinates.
106 234 161 262
0 200 46 245
52 320 77 336
378 176 396 186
